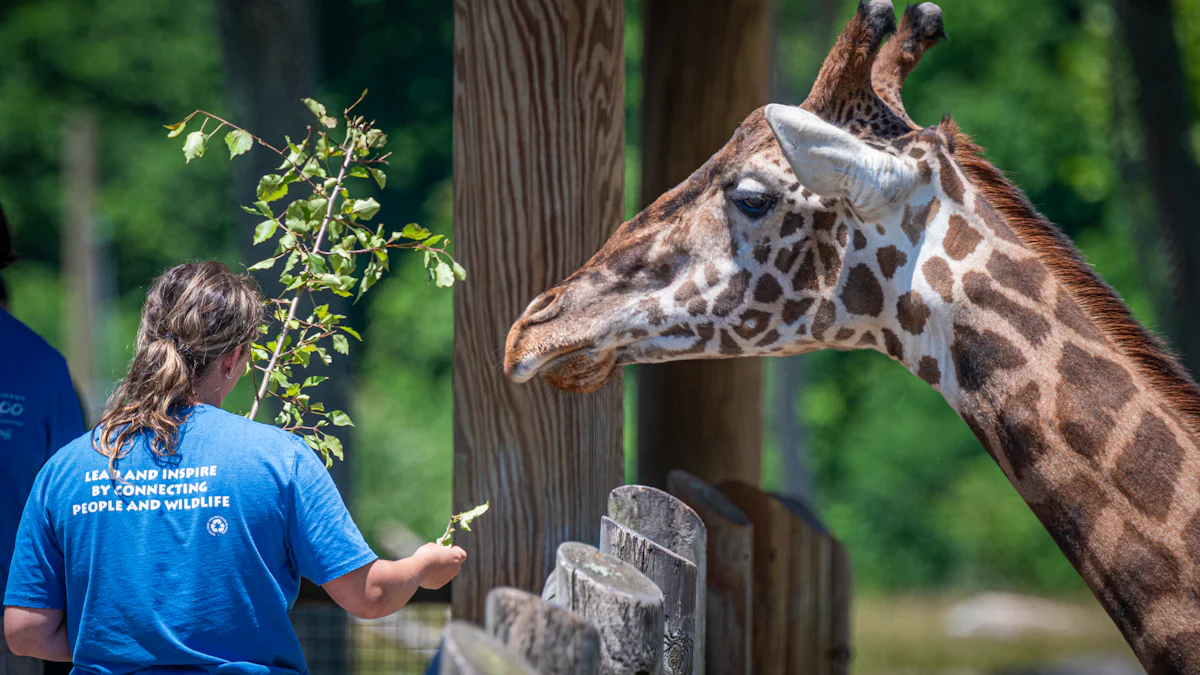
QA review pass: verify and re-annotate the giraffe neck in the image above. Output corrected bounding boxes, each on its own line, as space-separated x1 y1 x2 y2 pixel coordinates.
871 174 1200 674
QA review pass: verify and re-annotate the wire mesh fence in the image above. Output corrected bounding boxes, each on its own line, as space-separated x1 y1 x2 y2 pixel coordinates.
292 589 449 675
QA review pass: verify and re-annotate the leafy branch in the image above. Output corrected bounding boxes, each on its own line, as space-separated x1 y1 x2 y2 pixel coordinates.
166 91 464 465
437 502 490 546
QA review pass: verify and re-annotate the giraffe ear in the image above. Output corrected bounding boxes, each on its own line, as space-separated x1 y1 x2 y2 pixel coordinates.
765 104 919 219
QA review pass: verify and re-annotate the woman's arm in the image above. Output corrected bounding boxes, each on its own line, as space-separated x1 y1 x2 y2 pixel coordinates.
323 543 466 620
3 606 70 661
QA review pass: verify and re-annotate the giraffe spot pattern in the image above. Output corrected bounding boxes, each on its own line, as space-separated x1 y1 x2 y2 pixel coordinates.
922 256 955 303
986 252 1046 301
734 309 772 340
962 271 1051 345
841 264 884 316
857 331 877 346
896 291 931 335
704 263 721 288
1102 523 1180 639
811 299 837 340
753 242 771 264
638 298 666 325
876 246 908 279
1151 632 1200 675
882 328 904 360
1113 412 1184 522
1054 343 1137 463
817 242 842 286
781 212 805 238
754 274 783 304
951 324 1027 393
853 230 867 251
975 198 1021 244
996 382 1048 482
713 270 751 317
719 329 742 355
813 210 837 232
775 240 804 275
782 298 814 325
1027 472 1110 575
1055 293 1103 343
938 151 964 203
902 197 940 246
944 214 983 260
917 356 941 387
1186 511 1200 566
793 249 819 291
756 329 781 348
836 224 848 247
834 328 856 342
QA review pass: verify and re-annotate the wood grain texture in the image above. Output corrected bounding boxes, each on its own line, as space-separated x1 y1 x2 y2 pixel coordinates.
636 0 771 489
607 485 707 675
452 0 626 622
718 481 792 675
554 542 665 675
600 516 699 675
486 586 601 675
441 621 537 675
667 470 753 675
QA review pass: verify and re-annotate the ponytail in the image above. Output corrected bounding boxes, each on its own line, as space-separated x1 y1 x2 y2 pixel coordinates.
93 261 262 471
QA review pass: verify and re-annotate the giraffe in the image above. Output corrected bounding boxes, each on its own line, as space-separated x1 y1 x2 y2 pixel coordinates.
503 1 1200 672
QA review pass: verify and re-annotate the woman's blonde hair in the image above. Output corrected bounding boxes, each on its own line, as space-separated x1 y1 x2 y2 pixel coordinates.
94 261 263 469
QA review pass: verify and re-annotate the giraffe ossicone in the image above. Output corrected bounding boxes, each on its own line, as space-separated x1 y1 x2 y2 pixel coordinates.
505 2 1200 672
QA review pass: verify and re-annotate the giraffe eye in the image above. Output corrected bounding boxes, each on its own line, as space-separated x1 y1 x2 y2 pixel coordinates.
729 189 776 218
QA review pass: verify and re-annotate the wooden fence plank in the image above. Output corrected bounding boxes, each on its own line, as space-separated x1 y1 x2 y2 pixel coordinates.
485 586 601 675
666 470 752 675
441 621 537 675
607 485 706 675
553 542 665 675
718 481 791 675
600 516 698 675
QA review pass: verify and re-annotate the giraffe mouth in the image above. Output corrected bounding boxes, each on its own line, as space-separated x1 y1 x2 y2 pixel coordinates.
508 342 620 394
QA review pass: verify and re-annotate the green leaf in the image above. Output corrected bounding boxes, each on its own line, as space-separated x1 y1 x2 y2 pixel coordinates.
424 234 444 247
247 257 277 272
332 334 349 355
302 98 338 129
225 129 253 158
350 198 381 220
400 223 431 241
452 261 467 281
257 174 288 202
369 168 386 189
341 326 362 341
183 131 207 163
253 220 277 244
457 502 490 531
165 120 187 138
433 260 455 288
323 434 344 461
330 410 354 427
365 128 387 148
303 375 329 388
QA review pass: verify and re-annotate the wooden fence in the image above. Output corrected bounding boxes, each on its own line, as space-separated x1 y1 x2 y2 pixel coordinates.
439 471 851 675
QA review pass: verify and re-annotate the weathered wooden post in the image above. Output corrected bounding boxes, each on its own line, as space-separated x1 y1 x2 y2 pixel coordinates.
452 0 626 621
552 542 665 675
667 470 753 674
718 481 792 675
600 517 698 675
605 485 706 675
637 0 772 490
441 621 537 675
775 495 852 675
485 587 601 675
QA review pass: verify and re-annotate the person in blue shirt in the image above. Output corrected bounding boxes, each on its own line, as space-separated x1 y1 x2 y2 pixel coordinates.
0 204 85 675
3 261 466 673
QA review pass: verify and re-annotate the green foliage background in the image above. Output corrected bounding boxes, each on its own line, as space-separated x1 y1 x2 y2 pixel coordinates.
2 0 1198 596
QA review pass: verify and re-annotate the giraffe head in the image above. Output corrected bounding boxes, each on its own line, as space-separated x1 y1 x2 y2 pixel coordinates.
505 0 952 393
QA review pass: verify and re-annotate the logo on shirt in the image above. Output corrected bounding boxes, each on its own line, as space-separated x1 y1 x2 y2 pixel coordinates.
206 515 229 537
0 399 24 417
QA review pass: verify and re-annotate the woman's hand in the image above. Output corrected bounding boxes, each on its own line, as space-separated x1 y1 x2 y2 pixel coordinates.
414 542 467 589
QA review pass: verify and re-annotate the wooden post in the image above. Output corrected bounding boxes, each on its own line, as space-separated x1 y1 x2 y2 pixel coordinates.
636 0 772 489
61 111 101 420
718 481 792 675
600 516 698 675
553 542 665 675
452 0 626 622
606 485 706 675
667 470 753 674
441 621 537 675
485 587 601 675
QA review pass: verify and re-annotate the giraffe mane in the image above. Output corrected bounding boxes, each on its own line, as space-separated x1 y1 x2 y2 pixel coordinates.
941 116 1200 437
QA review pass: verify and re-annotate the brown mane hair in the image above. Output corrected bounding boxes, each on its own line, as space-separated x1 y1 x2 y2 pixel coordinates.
940 117 1200 436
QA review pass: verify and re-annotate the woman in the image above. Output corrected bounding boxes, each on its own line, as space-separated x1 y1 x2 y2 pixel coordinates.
3 261 466 673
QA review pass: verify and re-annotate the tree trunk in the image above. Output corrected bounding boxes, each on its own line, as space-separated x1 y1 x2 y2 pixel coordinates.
636 0 771 490
452 0 625 622
1114 0 1200 377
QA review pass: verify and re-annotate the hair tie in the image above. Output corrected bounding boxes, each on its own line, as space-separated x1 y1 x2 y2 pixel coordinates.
162 332 195 360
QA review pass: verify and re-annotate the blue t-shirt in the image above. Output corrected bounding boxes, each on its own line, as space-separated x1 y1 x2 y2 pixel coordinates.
4 404 377 674
0 307 84 609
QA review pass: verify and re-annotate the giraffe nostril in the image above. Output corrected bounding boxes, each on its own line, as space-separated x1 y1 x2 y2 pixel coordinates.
524 290 563 326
